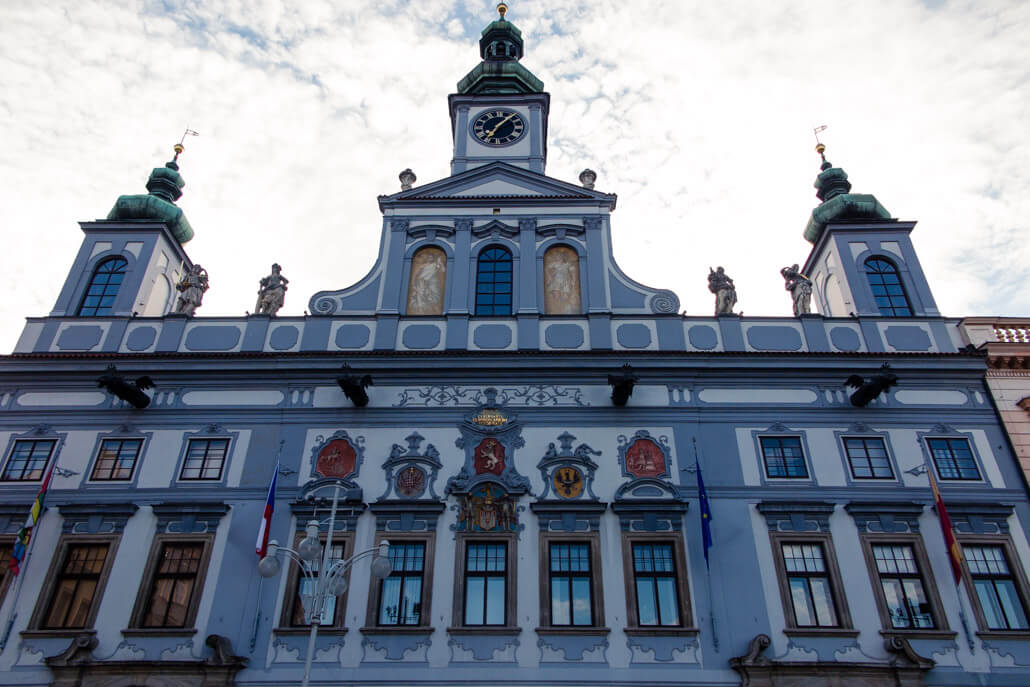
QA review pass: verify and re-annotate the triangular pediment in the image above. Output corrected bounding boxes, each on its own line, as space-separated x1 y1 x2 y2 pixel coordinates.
378 162 616 210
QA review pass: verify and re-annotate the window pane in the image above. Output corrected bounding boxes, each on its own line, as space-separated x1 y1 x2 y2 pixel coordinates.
995 580 1030 630
401 578 422 625
976 579 1007 630
902 578 934 629
380 577 402 625
636 579 658 625
789 577 816 626
881 578 910 628
551 578 570 625
485 577 505 625
465 577 485 625
655 577 679 626
571 577 592 625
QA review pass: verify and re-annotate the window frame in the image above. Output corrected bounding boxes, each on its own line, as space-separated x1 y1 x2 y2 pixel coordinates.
364 533 436 631
76 255 129 317
128 533 214 633
769 531 854 636
858 533 952 637
538 532 606 632
926 436 983 482
176 436 231 483
449 532 518 633
1 438 57 482
863 256 912 317
841 435 895 480
958 535 1030 637
758 435 810 480
26 534 120 635
88 437 144 482
277 531 355 632
474 244 514 317
620 532 694 635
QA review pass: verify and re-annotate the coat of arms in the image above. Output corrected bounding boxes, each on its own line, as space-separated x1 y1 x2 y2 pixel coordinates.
626 438 666 479
552 467 584 499
396 466 426 498
456 484 517 532
315 438 357 479
474 438 505 476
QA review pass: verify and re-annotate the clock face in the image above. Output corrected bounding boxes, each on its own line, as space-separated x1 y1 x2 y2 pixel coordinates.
472 109 526 146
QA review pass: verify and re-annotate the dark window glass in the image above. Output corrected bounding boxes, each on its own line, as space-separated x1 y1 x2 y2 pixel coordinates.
378 542 425 626
550 543 592 626
865 258 911 317
928 438 980 480
760 437 808 479
142 542 204 628
1 439 55 481
290 540 346 626
475 246 513 316
90 438 142 481
782 542 838 627
77 257 128 317
464 542 507 625
844 437 893 479
966 545 1030 630
872 544 935 629
43 544 109 629
179 438 229 481
632 543 680 626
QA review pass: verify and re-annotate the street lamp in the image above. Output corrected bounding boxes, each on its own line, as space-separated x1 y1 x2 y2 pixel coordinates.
258 480 392 687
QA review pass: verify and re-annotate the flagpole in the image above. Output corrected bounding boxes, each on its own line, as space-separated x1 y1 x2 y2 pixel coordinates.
693 437 718 652
250 441 284 653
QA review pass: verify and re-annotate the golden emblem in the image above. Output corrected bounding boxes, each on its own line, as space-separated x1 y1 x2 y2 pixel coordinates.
471 408 507 426
553 467 584 499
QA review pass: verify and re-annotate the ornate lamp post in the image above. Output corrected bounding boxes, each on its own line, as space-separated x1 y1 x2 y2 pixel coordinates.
257 480 392 687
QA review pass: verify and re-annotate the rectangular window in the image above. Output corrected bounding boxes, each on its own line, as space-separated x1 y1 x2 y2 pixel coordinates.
760 436 808 479
90 438 142 481
549 542 593 626
872 544 935 629
377 542 425 626
289 540 346 627
2 439 55 481
141 542 205 628
781 542 839 627
464 542 507 626
632 543 681 626
927 438 980 480
965 544 1030 631
42 544 109 629
844 437 893 479
178 438 229 481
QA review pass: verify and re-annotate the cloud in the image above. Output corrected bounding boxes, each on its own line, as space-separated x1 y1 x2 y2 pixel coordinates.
0 0 1028 352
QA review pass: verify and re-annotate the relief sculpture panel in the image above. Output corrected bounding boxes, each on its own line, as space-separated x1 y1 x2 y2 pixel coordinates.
406 246 446 315
544 245 581 315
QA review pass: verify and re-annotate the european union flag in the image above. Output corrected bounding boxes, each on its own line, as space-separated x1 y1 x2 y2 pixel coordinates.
697 460 713 567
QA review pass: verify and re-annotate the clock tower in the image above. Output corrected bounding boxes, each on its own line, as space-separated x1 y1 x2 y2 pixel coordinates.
449 3 550 175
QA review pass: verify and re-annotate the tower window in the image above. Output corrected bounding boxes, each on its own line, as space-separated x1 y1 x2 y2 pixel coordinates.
475 245 513 316
864 258 911 317
77 257 128 317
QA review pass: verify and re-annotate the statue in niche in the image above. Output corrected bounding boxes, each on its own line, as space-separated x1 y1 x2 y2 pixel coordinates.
708 266 737 315
407 247 446 315
544 245 581 314
780 264 813 316
174 264 209 316
255 263 289 316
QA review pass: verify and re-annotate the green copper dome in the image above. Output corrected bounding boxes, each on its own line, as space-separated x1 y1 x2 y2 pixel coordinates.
458 6 543 95
803 147 891 243
107 150 194 243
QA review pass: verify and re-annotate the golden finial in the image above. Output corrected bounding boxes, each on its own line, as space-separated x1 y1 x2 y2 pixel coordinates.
813 125 828 166
497 2 508 19
174 128 200 161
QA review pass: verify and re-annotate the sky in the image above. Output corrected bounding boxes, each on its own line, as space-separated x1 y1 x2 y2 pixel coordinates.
1 0 1028 352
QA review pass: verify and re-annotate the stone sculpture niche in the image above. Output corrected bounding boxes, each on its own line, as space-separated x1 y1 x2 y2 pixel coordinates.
406 246 446 315
543 244 581 314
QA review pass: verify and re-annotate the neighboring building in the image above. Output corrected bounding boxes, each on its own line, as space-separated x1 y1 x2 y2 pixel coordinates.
960 318 1030 486
2 7 1030 687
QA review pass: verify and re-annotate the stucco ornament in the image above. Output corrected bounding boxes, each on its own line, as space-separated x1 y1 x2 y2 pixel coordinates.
708 266 737 315
407 246 446 315
255 263 289 315
174 263 209 316
780 264 813 316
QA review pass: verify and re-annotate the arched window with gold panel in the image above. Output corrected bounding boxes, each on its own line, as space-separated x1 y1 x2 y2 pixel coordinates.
406 246 447 315
543 245 581 314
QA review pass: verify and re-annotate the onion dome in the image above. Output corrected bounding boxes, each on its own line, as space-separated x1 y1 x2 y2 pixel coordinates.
106 143 194 243
457 3 544 95
803 143 891 244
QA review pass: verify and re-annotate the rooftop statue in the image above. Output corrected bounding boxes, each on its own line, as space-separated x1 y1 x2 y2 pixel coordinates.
708 266 737 316
174 264 209 316
255 263 289 316
780 264 813 316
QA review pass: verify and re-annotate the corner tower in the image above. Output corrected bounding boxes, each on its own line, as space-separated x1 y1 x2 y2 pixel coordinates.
449 3 550 174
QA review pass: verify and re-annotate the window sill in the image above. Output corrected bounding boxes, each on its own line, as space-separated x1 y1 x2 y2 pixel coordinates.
447 626 521 636
975 630 1030 640
360 626 433 635
21 629 97 639
121 627 198 637
783 628 860 638
880 629 957 640
536 627 610 636
623 627 699 637
274 627 348 636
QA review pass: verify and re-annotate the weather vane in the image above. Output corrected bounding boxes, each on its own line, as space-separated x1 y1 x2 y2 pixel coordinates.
812 125 827 146
174 127 200 161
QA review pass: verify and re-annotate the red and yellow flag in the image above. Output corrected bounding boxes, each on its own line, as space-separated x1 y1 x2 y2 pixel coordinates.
928 466 964 585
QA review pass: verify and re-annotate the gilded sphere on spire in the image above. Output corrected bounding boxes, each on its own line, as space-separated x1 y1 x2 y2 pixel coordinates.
497 2 507 18
174 143 185 155
815 142 825 155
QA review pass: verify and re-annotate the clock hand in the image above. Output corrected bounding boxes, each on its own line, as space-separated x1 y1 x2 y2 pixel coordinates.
486 113 517 138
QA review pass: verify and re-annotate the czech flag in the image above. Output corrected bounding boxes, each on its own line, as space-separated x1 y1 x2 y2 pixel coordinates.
928 465 964 585
255 462 278 558
10 463 55 576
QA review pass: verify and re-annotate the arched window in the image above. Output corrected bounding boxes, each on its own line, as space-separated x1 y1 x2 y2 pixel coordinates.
475 245 513 316
77 257 128 316
865 257 911 317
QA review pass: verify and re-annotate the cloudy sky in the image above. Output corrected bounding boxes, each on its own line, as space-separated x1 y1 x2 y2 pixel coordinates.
2 0 1028 352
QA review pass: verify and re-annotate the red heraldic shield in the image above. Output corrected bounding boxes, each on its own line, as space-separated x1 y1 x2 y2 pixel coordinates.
474 438 506 476
626 438 666 479
315 439 357 479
